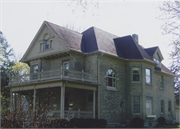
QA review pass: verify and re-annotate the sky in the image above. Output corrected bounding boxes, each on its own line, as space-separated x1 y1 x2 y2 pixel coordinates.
0 0 174 67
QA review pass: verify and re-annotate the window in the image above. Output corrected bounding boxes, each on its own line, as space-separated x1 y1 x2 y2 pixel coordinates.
32 65 38 79
145 68 151 84
63 61 69 76
33 65 38 73
44 39 50 50
160 100 164 113
154 58 160 67
160 76 163 89
132 67 140 82
133 96 140 113
168 101 171 113
40 34 52 51
106 69 116 87
146 97 152 115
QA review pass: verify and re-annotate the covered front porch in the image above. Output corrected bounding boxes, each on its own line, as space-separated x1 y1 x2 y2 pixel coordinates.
10 80 98 121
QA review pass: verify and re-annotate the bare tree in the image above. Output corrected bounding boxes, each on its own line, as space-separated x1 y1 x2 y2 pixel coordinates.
159 1 180 105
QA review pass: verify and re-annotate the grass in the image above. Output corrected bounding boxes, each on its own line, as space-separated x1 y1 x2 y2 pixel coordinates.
157 125 180 128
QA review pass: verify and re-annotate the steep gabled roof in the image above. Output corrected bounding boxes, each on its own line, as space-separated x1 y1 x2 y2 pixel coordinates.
144 46 158 56
45 21 82 51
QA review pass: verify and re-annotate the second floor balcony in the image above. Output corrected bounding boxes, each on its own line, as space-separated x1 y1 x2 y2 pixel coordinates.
8 69 97 86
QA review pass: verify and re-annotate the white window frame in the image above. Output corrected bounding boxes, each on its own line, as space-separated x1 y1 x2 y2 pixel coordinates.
132 67 140 82
146 97 153 115
63 61 69 77
106 69 116 87
145 68 151 84
133 96 141 114
32 64 39 80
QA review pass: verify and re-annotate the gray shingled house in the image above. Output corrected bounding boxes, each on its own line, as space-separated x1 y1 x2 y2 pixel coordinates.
7 21 176 127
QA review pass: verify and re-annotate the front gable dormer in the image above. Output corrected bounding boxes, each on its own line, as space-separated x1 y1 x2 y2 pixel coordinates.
20 21 70 63
144 46 164 68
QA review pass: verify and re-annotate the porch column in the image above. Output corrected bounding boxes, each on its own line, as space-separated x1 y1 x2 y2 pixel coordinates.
93 90 95 119
60 84 65 118
33 88 36 112
18 93 21 111
10 92 13 112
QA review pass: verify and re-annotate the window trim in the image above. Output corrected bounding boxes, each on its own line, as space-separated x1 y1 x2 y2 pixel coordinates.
106 69 116 88
168 101 171 114
62 61 69 77
160 100 164 114
146 96 153 115
133 96 141 114
160 76 164 89
132 67 140 82
145 68 152 85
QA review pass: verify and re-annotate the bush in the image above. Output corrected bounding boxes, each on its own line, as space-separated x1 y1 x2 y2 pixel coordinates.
157 117 166 125
69 118 107 128
96 119 107 128
49 118 70 128
131 117 144 128
1 117 22 128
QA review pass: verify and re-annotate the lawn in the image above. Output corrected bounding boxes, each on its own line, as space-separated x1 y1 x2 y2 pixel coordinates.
157 125 180 128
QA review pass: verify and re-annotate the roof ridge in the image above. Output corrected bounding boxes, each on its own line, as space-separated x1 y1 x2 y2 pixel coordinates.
45 21 82 35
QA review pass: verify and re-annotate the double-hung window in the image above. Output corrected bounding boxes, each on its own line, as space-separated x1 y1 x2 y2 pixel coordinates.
32 65 38 80
106 69 116 87
63 61 69 76
133 96 140 113
160 100 164 113
145 68 151 84
160 76 164 89
132 67 140 82
44 39 50 50
146 97 153 115
168 101 171 113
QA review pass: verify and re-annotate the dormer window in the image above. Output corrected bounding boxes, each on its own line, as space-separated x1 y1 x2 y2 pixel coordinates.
154 58 161 67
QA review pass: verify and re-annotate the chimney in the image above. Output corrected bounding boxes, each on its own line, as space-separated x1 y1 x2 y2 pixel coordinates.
132 34 138 44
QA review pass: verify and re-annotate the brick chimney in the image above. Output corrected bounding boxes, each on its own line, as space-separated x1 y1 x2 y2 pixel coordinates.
132 34 138 44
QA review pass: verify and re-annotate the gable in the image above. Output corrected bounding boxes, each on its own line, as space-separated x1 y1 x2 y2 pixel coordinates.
144 46 164 61
21 22 68 62
153 47 164 61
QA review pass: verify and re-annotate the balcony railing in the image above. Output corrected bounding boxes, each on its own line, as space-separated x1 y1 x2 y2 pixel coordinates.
8 69 97 86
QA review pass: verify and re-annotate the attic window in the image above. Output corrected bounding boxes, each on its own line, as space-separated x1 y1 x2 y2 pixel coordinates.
153 58 160 67
40 34 53 51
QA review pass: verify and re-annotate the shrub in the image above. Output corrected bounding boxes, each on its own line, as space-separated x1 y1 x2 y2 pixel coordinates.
69 118 84 127
69 118 107 128
131 117 144 128
49 118 69 128
157 117 166 125
96 119 107 128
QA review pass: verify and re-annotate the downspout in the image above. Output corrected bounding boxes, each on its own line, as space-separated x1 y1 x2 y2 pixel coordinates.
97 52 104 119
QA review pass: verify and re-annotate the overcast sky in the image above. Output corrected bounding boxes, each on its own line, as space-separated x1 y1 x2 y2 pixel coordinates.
1 0 173 67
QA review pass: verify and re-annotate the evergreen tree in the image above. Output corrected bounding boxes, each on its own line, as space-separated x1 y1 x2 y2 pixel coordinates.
0 31 15 113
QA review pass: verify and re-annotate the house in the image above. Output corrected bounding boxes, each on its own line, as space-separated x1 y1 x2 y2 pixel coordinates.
7 21 176 127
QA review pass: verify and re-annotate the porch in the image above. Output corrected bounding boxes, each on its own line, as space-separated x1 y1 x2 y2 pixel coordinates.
10 83 97 121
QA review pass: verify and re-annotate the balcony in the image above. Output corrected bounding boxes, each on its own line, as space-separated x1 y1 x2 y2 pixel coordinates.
8 69 97 86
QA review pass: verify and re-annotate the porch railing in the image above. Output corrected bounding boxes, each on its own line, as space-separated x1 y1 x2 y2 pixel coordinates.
8 69 97 86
